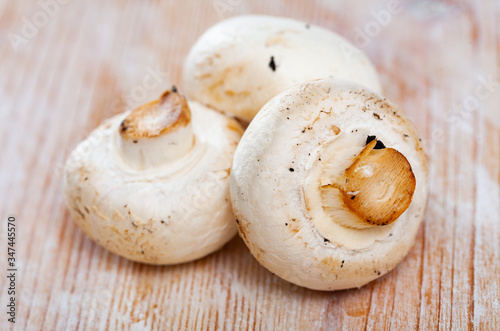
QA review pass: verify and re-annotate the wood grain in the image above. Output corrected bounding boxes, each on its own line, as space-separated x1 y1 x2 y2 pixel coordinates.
0 0 499 329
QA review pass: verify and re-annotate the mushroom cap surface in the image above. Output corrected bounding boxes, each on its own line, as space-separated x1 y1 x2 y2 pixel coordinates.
64 101 242 264
230 79 428 290
184 15 382 123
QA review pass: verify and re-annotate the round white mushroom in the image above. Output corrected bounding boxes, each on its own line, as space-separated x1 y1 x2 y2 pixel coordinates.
64 89 243 264
184 15 382 123
230 79 428 291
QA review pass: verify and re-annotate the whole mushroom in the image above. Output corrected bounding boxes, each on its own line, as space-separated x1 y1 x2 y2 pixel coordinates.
64 89 243 264
230 79 428 291
184 15 382 123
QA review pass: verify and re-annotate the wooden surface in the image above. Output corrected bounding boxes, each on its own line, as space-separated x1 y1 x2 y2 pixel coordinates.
1 0 499 329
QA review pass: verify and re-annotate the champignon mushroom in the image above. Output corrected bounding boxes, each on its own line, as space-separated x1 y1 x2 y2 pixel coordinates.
64 89 243 264
230 79 428 290
184 15 382 123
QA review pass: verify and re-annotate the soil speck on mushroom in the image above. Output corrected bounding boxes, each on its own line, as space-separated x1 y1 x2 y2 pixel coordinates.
269 56 276 71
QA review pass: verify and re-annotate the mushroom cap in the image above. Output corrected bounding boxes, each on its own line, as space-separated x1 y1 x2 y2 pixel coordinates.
64 101 243 265
230 79 428 290
183 15 382 123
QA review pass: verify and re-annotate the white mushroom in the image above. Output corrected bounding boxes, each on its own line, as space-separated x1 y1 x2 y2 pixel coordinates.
184 15 382 123
64 89 243 264
230 79 428 291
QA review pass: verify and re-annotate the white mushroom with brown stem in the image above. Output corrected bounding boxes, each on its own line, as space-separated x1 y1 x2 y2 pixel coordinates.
230 79 428 291
64 89 243 264
184 15 382 124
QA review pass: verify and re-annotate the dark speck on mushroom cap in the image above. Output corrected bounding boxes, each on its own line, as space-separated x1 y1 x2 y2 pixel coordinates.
269 56 277 71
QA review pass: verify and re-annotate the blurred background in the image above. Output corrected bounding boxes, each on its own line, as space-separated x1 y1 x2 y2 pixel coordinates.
0 0 499 329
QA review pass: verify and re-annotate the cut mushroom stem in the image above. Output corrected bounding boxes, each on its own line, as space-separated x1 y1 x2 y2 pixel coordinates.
118 89 194 170
322 139 416 229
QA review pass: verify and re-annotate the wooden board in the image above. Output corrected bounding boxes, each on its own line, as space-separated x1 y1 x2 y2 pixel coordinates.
0 0 499 329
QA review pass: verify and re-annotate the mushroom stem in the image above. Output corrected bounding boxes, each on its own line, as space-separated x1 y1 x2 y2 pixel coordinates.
321 139 416 229
118 89 194 170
